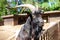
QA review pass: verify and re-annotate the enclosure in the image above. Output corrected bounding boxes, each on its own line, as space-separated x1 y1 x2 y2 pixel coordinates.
0 0 60 40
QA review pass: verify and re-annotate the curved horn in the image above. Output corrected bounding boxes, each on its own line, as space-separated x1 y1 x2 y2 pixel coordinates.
15 4 37 13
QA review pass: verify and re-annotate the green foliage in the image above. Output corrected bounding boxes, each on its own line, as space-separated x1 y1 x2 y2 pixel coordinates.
22 0 60 11
0 0 60 17
41 2 50 11
37 0 60 11
0 13 3 21
0 0 7 16
9 8 17 15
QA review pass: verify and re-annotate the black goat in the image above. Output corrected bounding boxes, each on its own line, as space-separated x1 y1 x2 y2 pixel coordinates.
16 4 44 40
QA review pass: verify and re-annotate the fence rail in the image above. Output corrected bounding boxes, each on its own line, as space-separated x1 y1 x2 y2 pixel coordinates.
39 22 59 40
7 21 59 40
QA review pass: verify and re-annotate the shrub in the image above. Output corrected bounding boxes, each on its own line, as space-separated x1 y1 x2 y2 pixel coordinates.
39 0 60 11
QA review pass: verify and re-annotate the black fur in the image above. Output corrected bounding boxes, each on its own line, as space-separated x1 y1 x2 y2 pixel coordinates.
16 10 44 40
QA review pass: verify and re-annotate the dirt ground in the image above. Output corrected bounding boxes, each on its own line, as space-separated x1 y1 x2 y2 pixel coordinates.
0 25 23 40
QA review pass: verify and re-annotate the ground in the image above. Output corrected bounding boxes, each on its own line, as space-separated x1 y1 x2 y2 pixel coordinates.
0 22 58 40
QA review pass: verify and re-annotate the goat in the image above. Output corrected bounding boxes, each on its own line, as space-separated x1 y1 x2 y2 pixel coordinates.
16 4 44 40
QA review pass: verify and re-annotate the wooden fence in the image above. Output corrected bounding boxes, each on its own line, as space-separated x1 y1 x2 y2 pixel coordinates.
39 22 58 40
6 21 59 40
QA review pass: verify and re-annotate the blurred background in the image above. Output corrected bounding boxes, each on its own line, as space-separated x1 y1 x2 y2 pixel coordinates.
0 0 60 16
